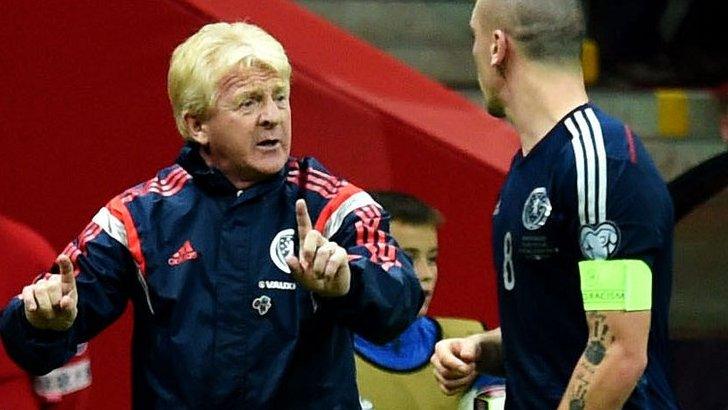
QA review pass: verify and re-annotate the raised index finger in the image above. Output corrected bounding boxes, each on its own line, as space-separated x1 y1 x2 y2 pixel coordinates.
295 199 313 247
56 254 76 292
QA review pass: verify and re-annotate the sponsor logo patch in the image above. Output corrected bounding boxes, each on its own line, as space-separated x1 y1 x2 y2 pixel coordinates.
168 240 198 266
258 280 297 290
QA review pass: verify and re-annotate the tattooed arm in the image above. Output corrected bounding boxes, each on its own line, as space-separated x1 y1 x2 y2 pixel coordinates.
557 311 650 410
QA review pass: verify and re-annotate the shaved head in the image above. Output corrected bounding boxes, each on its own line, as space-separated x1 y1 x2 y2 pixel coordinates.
473 0 585 64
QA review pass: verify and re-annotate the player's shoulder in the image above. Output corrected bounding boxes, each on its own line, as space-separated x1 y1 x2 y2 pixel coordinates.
433 316 486 339
553 105 649 195
557 104 635 166
286 157 379 237
285 156 352 198
286 156 372 206
112 164 191 206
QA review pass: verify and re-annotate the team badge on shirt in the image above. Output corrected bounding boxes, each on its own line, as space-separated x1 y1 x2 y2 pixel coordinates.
270 228 295 273
522 187 552 230
579 221 620 259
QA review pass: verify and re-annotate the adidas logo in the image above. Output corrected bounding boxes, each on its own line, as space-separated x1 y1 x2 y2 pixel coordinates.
168 240 198 266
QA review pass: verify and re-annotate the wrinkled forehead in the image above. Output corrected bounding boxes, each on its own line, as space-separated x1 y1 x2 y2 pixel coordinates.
217 65 289 95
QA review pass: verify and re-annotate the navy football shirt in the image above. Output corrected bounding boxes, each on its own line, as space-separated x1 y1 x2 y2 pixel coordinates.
492 103 677 409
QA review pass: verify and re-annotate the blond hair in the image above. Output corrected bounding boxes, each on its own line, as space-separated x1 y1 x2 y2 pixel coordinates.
168 22 292 139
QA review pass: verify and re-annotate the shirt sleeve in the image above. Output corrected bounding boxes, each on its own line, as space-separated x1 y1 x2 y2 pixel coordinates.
558 139 673 268
312 188 424 344
32 343 92 407
1 202 137 376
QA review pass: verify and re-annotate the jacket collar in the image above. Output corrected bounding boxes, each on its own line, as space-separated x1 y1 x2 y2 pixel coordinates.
176 142 287 198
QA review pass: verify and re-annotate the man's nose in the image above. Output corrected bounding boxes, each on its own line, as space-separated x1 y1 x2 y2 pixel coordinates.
259 96 282 129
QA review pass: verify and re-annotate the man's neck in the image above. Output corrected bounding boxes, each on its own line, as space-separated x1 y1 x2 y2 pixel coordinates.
505 61 589 156
199 149 257 190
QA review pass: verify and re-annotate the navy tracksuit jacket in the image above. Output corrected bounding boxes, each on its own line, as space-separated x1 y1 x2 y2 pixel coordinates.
1 144 423 409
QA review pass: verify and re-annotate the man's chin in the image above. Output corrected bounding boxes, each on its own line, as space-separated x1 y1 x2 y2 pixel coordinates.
237 158 287 183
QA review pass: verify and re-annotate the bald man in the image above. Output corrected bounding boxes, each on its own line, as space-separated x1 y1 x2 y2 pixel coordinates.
431 1 678 409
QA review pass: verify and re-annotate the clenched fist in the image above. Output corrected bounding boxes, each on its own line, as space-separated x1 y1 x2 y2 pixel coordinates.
430 336 482 395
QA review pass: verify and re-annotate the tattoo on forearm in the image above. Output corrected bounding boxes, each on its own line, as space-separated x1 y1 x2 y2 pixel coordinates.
569 381 587 410
584 313 612 365
568 312 615 408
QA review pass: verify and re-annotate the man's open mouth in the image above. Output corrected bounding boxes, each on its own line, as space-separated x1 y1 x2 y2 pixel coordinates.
257 139 280 147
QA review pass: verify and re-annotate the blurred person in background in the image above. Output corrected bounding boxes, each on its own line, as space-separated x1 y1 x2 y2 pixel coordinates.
0 213 91 410
432 0 678 408
354 192 505 410
0 22 422 409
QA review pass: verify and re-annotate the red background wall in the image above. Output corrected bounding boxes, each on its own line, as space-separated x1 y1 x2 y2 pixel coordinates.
1 0 518 407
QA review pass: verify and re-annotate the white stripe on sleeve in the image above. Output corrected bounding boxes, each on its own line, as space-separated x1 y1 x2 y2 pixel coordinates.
585 108 608 223
574 110 597 225
91 207 128 246
565 117 587 225
322 191 378 239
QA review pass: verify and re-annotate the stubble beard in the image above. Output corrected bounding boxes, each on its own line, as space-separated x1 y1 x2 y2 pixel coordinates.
483 87 506 118
478 76 506 119
486 95 507 118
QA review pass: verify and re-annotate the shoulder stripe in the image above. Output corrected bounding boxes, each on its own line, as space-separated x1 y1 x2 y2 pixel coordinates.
309 167 340 186
585 108 608 223
60 221 103 275
107 196 147 275
574 111 597 225
120 165 191 203
565 117 587 225
91 207 128 246
314 186 373 238
624 125 637 164
304 173 340 196
287 168 350 199
566 108 608 226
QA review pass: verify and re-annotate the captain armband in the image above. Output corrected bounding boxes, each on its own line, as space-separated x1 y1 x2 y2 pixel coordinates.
578 259 652 311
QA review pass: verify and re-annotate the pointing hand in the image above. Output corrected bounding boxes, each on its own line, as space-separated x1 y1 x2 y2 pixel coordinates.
286 199 351 297
22 254 78 331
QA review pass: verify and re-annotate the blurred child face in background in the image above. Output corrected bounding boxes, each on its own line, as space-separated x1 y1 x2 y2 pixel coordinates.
390 221 438 316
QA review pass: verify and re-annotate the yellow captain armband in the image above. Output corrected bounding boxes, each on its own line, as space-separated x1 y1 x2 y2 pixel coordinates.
578 260 652 311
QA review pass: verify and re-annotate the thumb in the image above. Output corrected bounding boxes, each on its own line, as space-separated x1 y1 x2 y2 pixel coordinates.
57 254 76 290
59 291 77 311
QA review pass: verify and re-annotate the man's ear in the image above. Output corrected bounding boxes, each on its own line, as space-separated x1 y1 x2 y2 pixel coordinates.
490 29 508 67
184 113 209 145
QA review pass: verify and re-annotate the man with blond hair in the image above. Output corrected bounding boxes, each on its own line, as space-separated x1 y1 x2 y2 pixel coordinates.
431 0 679 409
1 22 422 408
